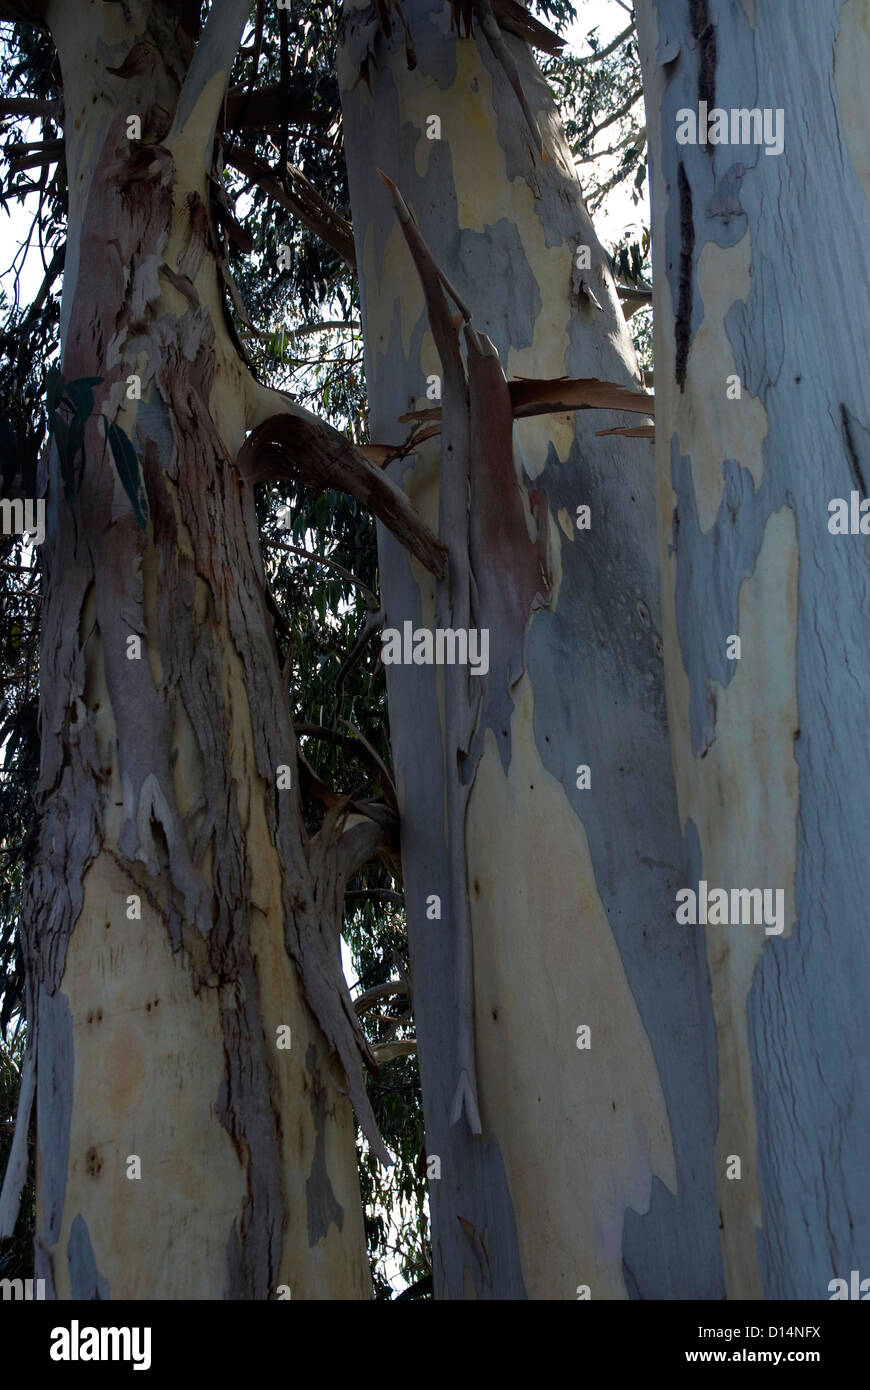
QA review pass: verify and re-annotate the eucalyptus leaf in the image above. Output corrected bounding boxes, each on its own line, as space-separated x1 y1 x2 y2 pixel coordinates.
106 421 148 531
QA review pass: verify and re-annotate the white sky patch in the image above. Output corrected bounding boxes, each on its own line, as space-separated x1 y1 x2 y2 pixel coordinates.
565 0 650 251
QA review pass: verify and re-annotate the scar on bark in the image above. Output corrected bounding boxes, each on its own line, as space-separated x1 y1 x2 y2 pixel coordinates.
675 163 694 392
688 0 717 117
840 402 868 496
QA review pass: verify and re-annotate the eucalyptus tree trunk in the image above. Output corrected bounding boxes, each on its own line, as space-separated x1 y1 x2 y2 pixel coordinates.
636 0 870 1297
0 0 382 1300
339 0 724 1299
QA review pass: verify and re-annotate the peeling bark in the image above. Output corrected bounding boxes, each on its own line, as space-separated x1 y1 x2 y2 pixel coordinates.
340 0 723 1299
637 0 870 1297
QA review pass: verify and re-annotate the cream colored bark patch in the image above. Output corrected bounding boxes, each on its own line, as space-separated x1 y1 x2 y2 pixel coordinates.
835 0 870 201
467 675 676 1299
661 507 799 1298
656 235 768 534
52 857 247 1300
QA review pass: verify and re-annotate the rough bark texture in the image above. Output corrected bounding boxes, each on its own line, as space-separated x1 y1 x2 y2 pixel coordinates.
339 0 724 1299
637 0 870 1297
1 0 373 1299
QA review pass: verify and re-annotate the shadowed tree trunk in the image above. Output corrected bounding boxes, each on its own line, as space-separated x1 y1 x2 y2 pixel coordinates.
339 0 724 1300
0 0 429 1299
636 0 870 1299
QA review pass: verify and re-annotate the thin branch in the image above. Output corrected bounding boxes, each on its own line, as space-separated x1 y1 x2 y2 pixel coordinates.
263 538 379 607
577 21 634 64
20 240 64 328
333 609 384 709
288 320 359 337
587 87 643 143
339 720 398 808
297 724 396 801
574 124 644 164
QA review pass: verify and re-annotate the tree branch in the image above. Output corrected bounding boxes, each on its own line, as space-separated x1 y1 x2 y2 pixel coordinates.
20 240 65 328
263 538 379 607
224 83 332 132
0 97 60 119
226 145 356 269
297 725 396 804
6 138 64 174
240 385 447 580
587 87 644 143
578 21 634 64
169 0 252 162
371 1040 417 1064
0 0 46 23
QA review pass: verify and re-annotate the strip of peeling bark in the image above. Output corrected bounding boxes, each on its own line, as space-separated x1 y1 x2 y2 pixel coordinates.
239 391 447 579
226 145 356 269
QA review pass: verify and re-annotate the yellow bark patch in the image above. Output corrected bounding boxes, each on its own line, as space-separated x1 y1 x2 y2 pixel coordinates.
362 218 426 373
466 674 676 1299
659 507 799 1299
656 235 768 534
835 0 870 201
52 856 247 1299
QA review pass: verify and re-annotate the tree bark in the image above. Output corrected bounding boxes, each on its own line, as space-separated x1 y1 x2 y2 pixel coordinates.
0 0 373 1299
636 0 870 1297
339 0 724 1299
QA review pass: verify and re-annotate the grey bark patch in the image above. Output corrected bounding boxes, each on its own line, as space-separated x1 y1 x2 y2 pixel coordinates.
458 220 540 351
670 438 773 754
305 1045 344 1245
706 161 747 225
68 1213 110 1299
36 986 74 1246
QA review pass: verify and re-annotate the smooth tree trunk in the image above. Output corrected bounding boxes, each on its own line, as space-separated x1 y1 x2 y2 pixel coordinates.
636 0 870 1297
0 0 375 1299
339 0 725 1299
